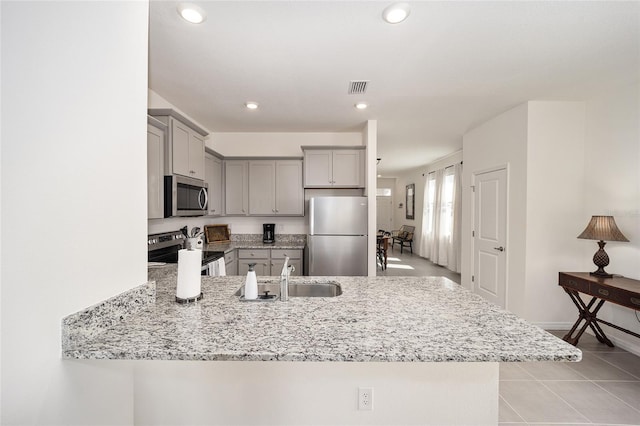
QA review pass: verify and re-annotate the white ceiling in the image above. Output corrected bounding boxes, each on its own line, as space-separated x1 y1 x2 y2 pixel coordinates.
149 1 640 176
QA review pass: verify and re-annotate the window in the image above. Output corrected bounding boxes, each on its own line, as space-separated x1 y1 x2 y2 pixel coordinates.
424 176 436 233
376 188 392 197
441 172 455 237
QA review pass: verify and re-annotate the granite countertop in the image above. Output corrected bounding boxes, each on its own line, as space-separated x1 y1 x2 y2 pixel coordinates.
202 234 306 253
62 266 581 362
204 241 306 253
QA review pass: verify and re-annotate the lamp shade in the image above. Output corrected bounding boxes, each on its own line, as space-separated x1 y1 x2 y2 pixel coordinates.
577 216 629 242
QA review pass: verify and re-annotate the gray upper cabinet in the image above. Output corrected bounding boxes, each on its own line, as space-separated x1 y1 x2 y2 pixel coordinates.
248 161 276 215
147 117 166 220
249 160 303 216
303 147 364 188
148 109 208 181
275 160 303 215
225 160 249 215
226 159 303 216
205 152 223 216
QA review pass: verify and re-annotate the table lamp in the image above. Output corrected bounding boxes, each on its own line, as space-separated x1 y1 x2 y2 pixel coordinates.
577 216 629 278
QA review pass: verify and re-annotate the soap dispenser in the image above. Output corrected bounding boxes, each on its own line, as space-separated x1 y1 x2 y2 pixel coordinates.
244 263 258 300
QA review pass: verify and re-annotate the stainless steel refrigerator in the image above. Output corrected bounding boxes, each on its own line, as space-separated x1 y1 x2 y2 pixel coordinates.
305 196 368 276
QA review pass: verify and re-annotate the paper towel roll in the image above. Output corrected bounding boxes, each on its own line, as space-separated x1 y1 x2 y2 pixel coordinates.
176 248 202 300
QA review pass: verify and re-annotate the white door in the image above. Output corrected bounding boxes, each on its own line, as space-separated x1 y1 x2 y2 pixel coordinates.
376 196 393 232
473 168 507 308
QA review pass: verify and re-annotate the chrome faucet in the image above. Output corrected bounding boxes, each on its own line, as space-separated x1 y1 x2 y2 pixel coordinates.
280 256 294 301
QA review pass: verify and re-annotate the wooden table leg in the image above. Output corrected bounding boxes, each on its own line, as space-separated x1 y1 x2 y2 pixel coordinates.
562 289 614 347
383 237 388 269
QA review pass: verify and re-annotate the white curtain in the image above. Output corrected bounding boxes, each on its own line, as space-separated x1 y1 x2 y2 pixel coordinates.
419 163 462 273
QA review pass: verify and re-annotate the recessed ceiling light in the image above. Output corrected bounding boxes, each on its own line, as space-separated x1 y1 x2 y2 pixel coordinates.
245 102 259 110
177 3 206 24
355 102 368 110
382 2 411 24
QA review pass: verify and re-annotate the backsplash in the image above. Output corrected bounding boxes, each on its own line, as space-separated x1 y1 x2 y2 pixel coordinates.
231 233 306 243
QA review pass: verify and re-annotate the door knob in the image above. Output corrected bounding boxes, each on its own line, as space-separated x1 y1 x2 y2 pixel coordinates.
493 246 505 252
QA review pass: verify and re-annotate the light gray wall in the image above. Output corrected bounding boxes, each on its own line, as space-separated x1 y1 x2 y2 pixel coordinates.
583 82 640 353
461 97 639 355
393 151 463 258
2 2 149 424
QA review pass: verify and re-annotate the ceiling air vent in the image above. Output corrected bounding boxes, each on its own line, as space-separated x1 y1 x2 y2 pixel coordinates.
348 80 369 95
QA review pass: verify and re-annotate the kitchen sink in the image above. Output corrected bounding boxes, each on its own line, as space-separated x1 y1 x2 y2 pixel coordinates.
235 281 342 298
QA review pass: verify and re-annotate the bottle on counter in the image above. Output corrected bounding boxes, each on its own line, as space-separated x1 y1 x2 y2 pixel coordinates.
244 263 258 300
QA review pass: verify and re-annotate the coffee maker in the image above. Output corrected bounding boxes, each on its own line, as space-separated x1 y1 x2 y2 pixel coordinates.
263 223 275 244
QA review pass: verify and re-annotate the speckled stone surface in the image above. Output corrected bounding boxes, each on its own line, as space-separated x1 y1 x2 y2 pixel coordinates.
203 234 306 253
62 281 155 350
63 267 581 362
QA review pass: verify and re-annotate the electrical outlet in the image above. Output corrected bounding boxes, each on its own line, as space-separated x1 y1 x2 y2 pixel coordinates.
358 387 374 411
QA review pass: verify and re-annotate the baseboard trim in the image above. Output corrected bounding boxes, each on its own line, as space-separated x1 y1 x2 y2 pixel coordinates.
532 322 574 330
532 322 640 357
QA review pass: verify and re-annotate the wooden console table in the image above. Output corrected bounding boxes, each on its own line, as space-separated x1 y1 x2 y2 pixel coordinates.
559 272 640 347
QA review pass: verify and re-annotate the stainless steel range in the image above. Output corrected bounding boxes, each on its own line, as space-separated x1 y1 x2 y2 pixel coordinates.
147 230 224 275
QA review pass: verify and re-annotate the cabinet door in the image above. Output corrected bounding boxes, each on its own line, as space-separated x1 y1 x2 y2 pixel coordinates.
171 120 191 177
248 161 276 215
332 150 363 187
304 150 333 187
224 251 237 275
147 123 165 219
275 160 303 215
225 161 248 215
238 259 270 277
189 133 205 180
205 154 223 216
271 258 302 276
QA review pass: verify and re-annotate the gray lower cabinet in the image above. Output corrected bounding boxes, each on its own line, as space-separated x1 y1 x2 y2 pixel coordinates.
271 249 302 276
237 249 270 276
224 251 237 276
236 248 303 276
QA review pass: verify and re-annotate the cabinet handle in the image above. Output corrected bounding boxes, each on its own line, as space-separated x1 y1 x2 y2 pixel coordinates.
275 209 279 213
598 288 609 297
631 297 640 306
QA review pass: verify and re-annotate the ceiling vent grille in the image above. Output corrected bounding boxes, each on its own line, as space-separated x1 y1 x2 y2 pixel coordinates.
348 80 369 95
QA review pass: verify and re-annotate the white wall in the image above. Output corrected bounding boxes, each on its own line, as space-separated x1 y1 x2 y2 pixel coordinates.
462 104 530 318
364 120 378 276
134 361 498 425
461 98 639 350
583 82 640 353
1 2 149 424
377 177 397 231
210 132 362 157
525 102 587 326
394 151 463 259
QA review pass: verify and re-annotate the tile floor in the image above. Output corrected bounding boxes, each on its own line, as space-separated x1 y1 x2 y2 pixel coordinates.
500 331 640 425
376 249 640 425
376 244 461 283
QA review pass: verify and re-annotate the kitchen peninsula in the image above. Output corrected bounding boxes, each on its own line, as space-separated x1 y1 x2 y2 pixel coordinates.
62 267 581 425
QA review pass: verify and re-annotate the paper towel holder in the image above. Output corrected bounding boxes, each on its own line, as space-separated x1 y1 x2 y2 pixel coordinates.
176 292 203 304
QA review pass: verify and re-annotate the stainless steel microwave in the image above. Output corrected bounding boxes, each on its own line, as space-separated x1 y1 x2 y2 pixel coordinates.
164 175 208 217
